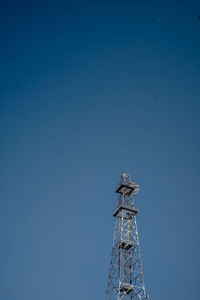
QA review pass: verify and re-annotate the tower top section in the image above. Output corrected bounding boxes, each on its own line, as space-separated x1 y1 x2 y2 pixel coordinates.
115 172 140 197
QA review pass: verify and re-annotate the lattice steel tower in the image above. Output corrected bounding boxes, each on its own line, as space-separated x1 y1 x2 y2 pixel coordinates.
106 172 149 300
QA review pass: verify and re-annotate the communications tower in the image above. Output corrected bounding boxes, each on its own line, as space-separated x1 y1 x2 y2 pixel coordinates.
106 172 149 300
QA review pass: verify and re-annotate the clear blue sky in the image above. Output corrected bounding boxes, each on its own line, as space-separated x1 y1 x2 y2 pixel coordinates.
1 1 200 299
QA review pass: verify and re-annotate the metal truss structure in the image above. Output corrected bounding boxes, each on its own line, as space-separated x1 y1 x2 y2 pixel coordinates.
106 173 149 300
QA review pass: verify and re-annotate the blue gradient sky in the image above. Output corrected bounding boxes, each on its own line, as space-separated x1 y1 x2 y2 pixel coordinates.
1 1 200 299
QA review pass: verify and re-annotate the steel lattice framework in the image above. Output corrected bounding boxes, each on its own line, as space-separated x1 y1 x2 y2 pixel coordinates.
106 173 149 300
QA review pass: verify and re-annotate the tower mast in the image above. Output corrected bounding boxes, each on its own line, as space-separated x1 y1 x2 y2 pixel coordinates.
106 172 149 300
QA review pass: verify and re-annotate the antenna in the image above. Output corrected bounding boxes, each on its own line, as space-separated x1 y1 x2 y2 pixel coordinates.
106 172 149 300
